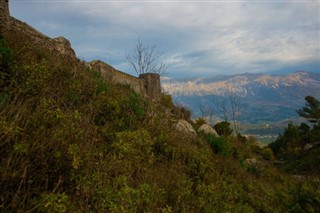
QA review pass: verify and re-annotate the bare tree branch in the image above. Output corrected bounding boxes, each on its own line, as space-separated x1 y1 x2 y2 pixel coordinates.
126 38 168 76
227 88 241 134
210 88 242 134
199 101 215 124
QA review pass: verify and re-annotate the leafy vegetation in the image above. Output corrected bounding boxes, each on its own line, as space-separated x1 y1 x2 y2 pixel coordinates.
269 96 320 176
214 121 233 137
1 26 320 212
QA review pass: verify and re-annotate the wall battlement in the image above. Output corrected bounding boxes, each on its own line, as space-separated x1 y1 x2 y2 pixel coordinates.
88 60 161 101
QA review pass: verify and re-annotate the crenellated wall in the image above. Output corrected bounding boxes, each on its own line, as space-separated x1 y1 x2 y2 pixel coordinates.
88 60 161 101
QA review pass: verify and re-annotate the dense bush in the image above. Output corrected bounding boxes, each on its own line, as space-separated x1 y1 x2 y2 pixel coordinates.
214 121 233 136
204 134 232 157
1 28 320 212
171 104 192 121
268 96 320 175
193 117 207 130
161 92 174 109
261 147 275 160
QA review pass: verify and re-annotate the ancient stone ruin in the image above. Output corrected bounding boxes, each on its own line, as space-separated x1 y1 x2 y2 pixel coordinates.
139 73 161 101
1 0 162 101
1 0 76 59
88 60 161 101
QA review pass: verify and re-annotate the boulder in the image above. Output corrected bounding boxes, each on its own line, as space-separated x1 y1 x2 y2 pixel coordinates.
304 142 320 151
304 143 313 151
176 120 197 137
198 124 219 136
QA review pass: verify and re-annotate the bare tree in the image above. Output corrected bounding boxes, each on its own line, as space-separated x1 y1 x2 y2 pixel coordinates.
212 95 230 122
227 89 241 134
199 101 215 124
210 87 242 134
126 38 167 76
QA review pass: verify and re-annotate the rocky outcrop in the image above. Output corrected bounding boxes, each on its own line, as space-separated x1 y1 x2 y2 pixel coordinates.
5 17 77 58
304 142 320 151
1 0 76 59
52 36 76 57
197 124 219 136
176 120 197 137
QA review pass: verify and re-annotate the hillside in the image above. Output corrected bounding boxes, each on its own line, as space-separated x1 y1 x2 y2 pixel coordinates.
1 2 320 212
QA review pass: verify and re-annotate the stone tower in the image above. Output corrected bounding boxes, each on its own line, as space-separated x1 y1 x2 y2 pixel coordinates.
0 0 10 21
139 73 161 101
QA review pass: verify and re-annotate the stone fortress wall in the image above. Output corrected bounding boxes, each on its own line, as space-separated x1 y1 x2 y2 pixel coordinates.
1 0 161 101
1 0 76 59
88 60 161 101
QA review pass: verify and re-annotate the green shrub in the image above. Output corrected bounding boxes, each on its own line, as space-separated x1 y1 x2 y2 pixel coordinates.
96 80 109 94
195 117 207 127
250 142 261 154
171 105 192 120
289 179 320 212
161 93 174 109
261 147 274 160
204 134 232 157
214 121 233 136
0 92 9 105
111 129 154 179
0 36 13 69
32 193 69 213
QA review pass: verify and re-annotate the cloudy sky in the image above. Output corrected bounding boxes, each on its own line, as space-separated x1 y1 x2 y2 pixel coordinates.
10 0 320 78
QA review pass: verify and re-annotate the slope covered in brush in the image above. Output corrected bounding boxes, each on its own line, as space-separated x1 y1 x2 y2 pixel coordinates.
1 11 320 212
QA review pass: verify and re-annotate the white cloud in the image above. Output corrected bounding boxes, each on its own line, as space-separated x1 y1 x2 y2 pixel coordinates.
10 1 320 77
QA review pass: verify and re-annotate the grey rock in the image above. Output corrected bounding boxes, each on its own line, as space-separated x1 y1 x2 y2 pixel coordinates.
198 124 219 136
176 120 197 137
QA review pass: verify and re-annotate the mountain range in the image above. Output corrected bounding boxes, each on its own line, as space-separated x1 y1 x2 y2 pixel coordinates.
162 71 320 134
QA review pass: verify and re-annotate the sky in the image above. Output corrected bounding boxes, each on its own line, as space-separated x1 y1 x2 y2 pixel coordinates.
10 0 320 78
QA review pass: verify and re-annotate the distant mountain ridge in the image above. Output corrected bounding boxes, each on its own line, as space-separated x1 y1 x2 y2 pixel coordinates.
163 71 320 97
162 71 320 126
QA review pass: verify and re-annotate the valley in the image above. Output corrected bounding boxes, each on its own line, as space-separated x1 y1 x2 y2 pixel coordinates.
162 71 320 137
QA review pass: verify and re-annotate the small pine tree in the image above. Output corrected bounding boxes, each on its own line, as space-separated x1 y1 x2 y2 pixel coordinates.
296 96 320 127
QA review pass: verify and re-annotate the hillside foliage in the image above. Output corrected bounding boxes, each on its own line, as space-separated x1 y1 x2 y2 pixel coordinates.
1 28 320 212
269 96 320 176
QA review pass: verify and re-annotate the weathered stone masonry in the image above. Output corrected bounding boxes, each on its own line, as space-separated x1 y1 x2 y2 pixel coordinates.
1 0 76 58
1 0 161 101
88 60 161 101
